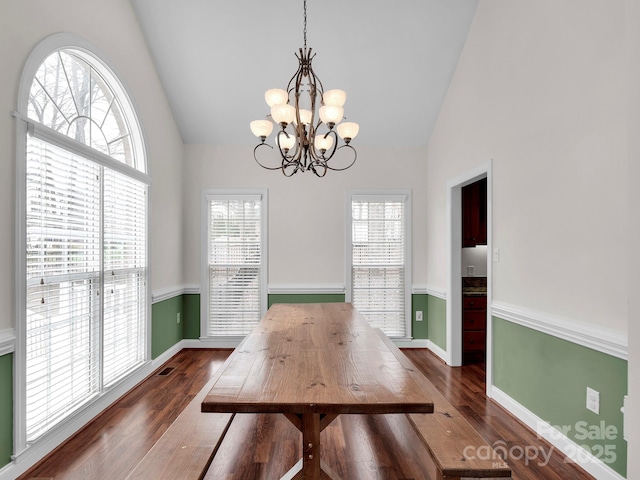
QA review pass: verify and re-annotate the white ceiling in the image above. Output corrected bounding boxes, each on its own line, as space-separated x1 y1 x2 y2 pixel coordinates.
130 0 478 147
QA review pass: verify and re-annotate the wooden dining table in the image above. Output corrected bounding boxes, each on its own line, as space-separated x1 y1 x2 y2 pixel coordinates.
201 302 435 480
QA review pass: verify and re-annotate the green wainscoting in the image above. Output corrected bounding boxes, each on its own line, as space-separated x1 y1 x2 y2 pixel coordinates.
182 294 201 340
179 293 430 340
268 293 345 308
0 353 12 469
151 296 184 359
412 294 428 339
493 317 628 477
427 294 447 349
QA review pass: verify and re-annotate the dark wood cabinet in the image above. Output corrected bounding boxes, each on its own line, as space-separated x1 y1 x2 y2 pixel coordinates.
461 178 487 247
462 295 486 364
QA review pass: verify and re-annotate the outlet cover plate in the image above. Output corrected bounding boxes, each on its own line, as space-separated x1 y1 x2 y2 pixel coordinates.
586 387 600 414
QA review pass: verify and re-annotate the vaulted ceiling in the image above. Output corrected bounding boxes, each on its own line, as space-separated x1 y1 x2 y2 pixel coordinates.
130 0 478 147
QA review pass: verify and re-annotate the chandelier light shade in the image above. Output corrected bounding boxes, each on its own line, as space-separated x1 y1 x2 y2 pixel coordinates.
250 120 274 139
250 0 359 177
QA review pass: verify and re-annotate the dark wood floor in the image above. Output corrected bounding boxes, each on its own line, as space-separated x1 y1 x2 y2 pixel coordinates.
20 348 595 480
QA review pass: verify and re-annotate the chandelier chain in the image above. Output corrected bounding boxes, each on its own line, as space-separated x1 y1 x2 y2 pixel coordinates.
303 0 307 49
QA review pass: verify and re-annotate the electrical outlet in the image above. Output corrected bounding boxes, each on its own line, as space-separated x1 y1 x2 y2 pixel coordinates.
493 248 500 262
416 311 423 322
586 387 600 414
177 312 181 324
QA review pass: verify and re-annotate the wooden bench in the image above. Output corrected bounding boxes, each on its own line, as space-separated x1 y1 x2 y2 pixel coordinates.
375 329 512 480
126 371 234 480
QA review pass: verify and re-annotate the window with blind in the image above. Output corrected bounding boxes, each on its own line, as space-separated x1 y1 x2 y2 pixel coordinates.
202 191 268 337
347 192 411 338
19 43 148 443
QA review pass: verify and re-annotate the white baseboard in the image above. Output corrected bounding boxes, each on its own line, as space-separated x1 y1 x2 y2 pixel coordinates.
392 338 429 349
0 462 12 480
426 340 449 363
1 341 185 480
491 386 626 480
183 337 243 349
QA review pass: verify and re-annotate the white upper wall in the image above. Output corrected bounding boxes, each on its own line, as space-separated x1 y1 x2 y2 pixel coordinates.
427 0 628 332
625 0 640 474
182 144 428 288
0 0 184 331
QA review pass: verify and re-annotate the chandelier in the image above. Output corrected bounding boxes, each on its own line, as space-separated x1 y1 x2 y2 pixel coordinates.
249 0 359 177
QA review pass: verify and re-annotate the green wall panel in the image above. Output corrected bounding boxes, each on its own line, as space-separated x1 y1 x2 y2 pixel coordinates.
493 317 627 477
181 293 430 340
427 295 447 349
0 353 12 469
268 293 345 308
182 294 201 340
151 296 183 359
412 294 428 339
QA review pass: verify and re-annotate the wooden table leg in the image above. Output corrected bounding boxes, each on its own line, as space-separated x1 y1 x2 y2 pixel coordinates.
280 413 342 480
301 413 321 479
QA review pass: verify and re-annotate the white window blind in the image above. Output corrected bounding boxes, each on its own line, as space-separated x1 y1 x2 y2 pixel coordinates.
24 136 148 441
103 169 147 387
349 195 409 338
25 136 101 440
206 195 264 336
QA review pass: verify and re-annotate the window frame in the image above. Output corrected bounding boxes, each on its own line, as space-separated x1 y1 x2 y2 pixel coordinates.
200 188 268 342
14 33 150 456
345 189 412 339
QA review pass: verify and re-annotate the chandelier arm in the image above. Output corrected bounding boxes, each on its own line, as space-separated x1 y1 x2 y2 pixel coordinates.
324 144 358 171
282 161 302 176
275 125 306 172
305 120 322 162
275 127 292 157
287 50 305 94
297 79 313 171
322 130 339 160
289 127 305 166
305 73 318 167
309 162 328 178
307 59 324 99
307 128 338 164
253 143 285 171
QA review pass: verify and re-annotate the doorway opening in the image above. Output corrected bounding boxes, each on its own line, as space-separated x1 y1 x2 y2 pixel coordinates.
446 162 492 395
461 178 487 367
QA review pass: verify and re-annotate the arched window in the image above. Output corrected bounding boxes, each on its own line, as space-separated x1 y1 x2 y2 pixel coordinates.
15 34 149 449
27 47 145 171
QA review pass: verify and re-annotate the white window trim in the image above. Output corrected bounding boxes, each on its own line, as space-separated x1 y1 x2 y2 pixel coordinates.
345 189 412 340
200 188 268 340
13 33 151 457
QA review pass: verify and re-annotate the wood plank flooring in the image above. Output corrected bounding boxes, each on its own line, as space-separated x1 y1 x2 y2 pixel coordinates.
20 348 595 480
